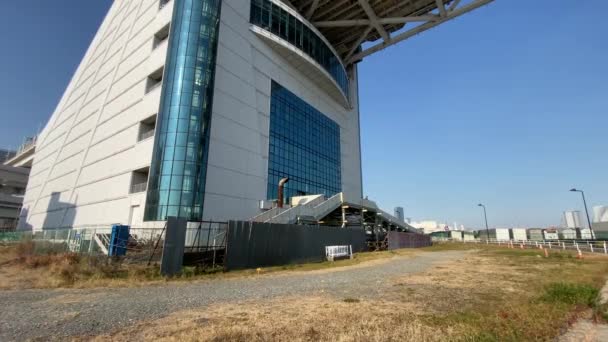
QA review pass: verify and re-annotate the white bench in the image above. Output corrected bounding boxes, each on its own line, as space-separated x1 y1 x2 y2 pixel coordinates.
325 245 353 261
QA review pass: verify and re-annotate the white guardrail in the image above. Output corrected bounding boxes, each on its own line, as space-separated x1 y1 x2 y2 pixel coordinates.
325 245 353 261
440 238 608 255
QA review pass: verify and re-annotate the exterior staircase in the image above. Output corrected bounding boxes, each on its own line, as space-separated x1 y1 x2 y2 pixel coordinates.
93 233 111 255
252 193 344 224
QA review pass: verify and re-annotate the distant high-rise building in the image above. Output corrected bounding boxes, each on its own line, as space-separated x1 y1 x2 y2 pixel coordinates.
593 206 608 223
564 211 582 228
394 207 404 222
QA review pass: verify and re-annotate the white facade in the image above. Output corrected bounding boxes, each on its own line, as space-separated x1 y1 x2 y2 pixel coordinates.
580 228 593 240
18 0 363 231
564 210 582 228
593 206 608 223
495 228 510 241
559 228 577 240
411 220 441 234
510 228 527 241
543 230 559 240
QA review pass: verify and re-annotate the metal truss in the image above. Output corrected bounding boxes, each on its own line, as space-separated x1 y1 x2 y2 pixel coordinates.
292 0 495 65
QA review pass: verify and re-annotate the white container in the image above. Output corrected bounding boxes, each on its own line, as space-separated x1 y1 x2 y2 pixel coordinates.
580 228 593 240
450 231 463 241
463 232 476 241
495 228 510 241
510 228 527 241
560 228 577 240
543 231 559 240
528 229 544 240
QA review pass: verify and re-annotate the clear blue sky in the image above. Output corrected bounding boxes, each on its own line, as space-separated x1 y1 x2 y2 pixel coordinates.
0 1 606 229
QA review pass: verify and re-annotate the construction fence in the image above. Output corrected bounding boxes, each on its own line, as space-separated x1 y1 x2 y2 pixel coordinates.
387 231 432 249
2 221 436 271
0 222 227 266
225 221 368 270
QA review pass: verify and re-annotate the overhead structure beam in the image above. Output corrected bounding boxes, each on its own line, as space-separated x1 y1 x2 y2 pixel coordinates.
435 0 448 18
314 16 436 27
306 0 320 19
348 0 494 64
357 0 390 42
449 0 462 11
344 26 373 62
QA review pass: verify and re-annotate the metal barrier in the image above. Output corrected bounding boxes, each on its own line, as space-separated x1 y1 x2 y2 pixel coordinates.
442 238 608 255
0 222 228 266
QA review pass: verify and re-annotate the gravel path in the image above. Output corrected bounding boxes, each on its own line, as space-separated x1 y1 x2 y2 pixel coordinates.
0 250 466 341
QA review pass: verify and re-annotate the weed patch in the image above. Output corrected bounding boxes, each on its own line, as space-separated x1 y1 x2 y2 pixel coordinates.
541 282 599 307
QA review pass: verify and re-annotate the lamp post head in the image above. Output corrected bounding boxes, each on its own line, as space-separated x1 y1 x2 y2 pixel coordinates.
569 188 578 192
478 203 484 207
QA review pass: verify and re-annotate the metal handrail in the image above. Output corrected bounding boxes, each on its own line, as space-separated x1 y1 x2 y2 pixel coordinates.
442 238 608 255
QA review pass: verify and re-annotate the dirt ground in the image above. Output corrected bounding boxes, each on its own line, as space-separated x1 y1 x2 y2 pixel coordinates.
90 248 608 341
2 245 608 341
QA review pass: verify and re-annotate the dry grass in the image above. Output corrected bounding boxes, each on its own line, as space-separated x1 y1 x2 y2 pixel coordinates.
0 242 418 290
90 245 608 342
0 243 163 290
91 296 465 342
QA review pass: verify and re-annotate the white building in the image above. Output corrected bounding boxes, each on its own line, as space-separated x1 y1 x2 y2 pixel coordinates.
411 220 446 234
593 206 608 223
0 165 29 230
17 0 491 231
564 210 582 229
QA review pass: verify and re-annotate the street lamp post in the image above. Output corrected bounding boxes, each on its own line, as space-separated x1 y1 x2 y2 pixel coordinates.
569 188 595 239
478 204 490 241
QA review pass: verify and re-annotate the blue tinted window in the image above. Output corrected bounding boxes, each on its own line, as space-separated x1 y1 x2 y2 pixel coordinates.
145 0 222 221
250 0 349 98
267 82 342 203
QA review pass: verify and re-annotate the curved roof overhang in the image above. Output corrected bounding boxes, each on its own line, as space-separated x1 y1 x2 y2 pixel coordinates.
287 0 495 65
251 25 351 108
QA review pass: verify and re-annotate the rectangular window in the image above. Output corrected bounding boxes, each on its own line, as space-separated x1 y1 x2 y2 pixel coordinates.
153 24 170 50
288 15 296 44
279 8 288 40
146 67 164 93
138 114 157 142
267 81 341 204
261 0 271 28
130 167 150 194
271 4 280 33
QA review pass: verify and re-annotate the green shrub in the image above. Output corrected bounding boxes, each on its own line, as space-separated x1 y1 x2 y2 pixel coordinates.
541 282 599 307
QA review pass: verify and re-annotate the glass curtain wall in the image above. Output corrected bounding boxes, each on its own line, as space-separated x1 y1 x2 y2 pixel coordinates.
250 0 349 97
268 82 342 203
145 0 222 221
